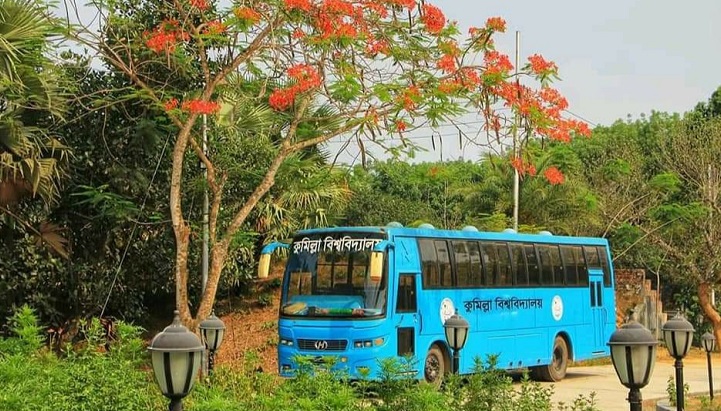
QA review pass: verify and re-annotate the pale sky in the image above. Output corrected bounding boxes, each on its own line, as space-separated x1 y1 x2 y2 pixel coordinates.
330 0 721 164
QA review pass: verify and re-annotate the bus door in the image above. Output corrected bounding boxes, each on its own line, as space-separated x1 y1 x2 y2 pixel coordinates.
589 271 606 351
395 273 419 359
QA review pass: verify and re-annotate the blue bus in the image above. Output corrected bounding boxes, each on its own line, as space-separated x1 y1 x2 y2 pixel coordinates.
257 223 616 383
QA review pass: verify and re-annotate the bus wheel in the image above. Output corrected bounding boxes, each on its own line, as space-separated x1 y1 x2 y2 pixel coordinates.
534 336 569 382
424 345 446 385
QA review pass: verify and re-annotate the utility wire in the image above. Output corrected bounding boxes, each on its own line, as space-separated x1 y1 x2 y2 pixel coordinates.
99 133 172 318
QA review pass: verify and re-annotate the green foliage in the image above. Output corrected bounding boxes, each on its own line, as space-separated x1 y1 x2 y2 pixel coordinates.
666 375 690 407
0 305 43 355
0 306 600 411
0 308 164 411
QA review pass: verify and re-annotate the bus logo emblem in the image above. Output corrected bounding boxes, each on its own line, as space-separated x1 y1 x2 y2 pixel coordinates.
314 340 329 350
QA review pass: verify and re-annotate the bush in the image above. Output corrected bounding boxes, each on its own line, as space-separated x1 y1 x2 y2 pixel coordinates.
0 307 164 411
0 307 601 411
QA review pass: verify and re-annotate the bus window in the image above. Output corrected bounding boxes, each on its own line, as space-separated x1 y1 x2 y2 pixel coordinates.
538 245 554 285
560 246 578 285
287 271 312 297
597 246 612 286
524 244 540 285
479 242 496 286
467 241 484 287
575 246 589 285
493 242 512 286
550 246 564 285
584 246 600 268
419 239 439 288
396 274 417 313
509 243 528 286
453 241 472 287
435 240 453 287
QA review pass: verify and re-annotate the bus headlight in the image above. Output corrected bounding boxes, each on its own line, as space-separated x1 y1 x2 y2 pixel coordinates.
353 337 385 348
280 337 294 346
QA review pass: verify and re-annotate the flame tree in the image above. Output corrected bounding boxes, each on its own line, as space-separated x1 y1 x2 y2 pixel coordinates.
65 0 589 328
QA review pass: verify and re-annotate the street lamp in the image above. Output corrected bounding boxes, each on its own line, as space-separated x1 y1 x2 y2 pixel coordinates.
149 311 204 411
199 310 226 374
662 313 695 411
443 309 469 374
608 321 658 411
702 331 716 400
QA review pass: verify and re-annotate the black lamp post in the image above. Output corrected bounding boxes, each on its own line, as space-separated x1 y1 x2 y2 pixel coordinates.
149 311 204 411
443 309 469 374
662 313 695 411
199 310 226 374
608 321 658 411
702 331 716 400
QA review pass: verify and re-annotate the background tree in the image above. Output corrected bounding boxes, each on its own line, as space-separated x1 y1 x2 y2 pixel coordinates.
66 0 588 328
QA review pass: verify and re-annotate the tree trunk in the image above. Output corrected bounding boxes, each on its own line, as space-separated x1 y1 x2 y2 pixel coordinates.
698 282 721 351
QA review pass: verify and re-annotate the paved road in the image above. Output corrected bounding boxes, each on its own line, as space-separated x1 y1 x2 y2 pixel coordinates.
544 360 720 411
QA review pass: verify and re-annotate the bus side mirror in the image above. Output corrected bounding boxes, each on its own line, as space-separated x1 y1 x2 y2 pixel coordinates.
258 254 271 279
258 241 289 279
369 251 384 281
369 240 394 281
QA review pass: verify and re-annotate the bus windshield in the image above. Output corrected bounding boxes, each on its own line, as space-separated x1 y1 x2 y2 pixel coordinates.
280 232 387 319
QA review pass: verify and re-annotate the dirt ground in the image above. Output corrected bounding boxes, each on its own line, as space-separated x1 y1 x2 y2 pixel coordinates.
214 280 282 373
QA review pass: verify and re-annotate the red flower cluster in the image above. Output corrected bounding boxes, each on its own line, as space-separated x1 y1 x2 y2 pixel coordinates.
485 17 506 32
190 0 209 10
284 0 313 12
144 20 189 53
395 120 408 132
203 20 226 35
366 39 389 55
544 167 565 185
182 99 221 114
397 85 420 111
510 157 537 177
528 54 558 75
234 7 261 25
421 4 445 34
164 98 179 111
436 67 481 95
269 64 323 111
484 50 514 76
437 54 456 73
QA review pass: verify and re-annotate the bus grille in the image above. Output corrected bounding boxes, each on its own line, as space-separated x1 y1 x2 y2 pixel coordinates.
297 339 347 351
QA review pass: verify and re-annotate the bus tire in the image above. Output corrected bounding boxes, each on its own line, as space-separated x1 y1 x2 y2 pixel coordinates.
424 345 447 385
534 336 569 382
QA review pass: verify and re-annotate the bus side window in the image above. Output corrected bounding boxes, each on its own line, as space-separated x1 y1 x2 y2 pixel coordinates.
468 241 484 287
560 246 578 285
396 274 417 313
509 243 527 286
479 241 497 286
538 246 554 285
453 241 472 287
494 242 512 286
597 246 612 286
419 239 439 288
435 240 453 288
574 246 588 285
549 245 564 285
524 244 540 285
584 246 600 268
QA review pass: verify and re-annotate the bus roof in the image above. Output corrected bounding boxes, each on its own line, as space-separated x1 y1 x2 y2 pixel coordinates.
295 226 609 247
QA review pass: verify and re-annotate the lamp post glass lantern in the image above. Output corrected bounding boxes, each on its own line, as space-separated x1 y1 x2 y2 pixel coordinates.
608 321 658 411
199 310 226 373
443 309 469 374
662 313 694 411
702 332 716 400
149 311 205 411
